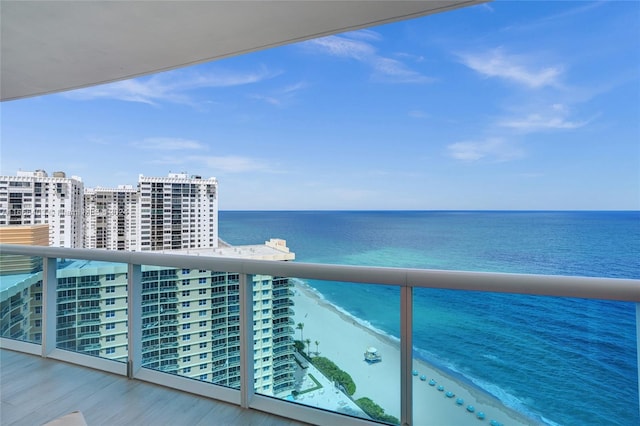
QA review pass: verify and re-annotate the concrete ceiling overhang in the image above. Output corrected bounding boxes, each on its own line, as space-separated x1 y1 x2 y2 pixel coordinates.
0 0 485 102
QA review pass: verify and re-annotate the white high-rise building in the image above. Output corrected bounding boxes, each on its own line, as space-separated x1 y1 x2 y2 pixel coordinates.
0 170 84 247
137 173 218 252
84 186 139 250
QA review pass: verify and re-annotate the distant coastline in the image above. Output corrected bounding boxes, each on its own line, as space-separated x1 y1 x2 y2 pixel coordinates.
292 279 538 426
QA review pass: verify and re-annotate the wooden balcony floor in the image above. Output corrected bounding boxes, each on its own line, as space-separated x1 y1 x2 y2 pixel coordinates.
0 349 311 426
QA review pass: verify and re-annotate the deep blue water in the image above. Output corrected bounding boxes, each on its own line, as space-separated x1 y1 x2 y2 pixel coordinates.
219 211 640 426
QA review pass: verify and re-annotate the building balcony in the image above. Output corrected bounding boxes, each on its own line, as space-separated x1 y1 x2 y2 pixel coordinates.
272 307 295 319
0 244 637 426
272 299 294 309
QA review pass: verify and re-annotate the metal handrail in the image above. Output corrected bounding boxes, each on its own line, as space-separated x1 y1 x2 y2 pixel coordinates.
1 244 638 302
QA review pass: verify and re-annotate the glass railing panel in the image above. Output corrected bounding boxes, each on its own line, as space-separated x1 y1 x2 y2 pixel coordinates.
56 258 128 362
254 278 401 425
140 267 241 390
412 288 639 426
0 254 44 344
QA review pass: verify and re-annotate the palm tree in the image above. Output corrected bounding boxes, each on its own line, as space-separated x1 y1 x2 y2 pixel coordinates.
314 340 320 356
296 322 304 342
305 338 312 357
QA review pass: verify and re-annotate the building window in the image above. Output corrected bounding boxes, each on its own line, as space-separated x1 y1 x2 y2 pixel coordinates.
183 356 191 362
105 286 115 293
106 335 115 342
34 293 42 301
183 324 190 330
198 288 206 295
182 313 190 319
106 323 115 330
106 311 115 318
182 279 190 286
199 321 206 327
105 298 115 305
199 342 207 349
35 306 42 314
183 345 191 352
183 367 191 373
106 274 115 281
200 364 207 370
182 269 190 275
198 299 206 306
199 310 206 317
106 348 115 355
182 291 190 297
199 332 207 338
182 301 190 307
182 334 190 341
199 374 207 381
35 320 41 327
199 353 207 359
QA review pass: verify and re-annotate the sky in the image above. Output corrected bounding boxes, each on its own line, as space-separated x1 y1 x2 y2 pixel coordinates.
1 1 639 210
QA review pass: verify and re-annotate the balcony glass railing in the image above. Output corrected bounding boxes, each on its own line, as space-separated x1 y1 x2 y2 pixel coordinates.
0 244 638 426
269 280 401 424
55 258 128 362
0 254 43 344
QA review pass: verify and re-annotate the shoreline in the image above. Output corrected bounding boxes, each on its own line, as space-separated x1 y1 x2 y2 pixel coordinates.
291 280 539 425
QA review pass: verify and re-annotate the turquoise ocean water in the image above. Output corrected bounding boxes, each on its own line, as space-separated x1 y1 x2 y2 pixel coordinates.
219 211 639 426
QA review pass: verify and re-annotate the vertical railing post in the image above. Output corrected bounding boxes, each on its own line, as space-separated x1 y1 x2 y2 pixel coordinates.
41 256 57 357
239 273 254 408
400 284 413 426
637 303 640 420
127 263 142 378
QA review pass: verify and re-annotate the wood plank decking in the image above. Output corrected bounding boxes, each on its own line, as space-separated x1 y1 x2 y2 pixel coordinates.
0 349 311 426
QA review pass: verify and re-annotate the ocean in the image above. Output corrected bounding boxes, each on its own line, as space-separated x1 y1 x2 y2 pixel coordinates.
219 211 640 426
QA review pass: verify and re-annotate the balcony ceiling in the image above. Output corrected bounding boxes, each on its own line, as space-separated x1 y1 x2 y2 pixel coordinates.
0 0 483 101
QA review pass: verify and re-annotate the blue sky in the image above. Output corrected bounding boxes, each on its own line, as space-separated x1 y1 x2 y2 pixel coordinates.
1 1 639 210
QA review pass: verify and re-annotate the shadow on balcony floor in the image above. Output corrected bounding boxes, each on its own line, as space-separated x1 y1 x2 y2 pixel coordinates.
0 349 310 426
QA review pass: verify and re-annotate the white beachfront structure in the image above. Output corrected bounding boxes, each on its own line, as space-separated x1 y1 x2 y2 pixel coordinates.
137 173 219 252
0 170 84 248
84 186 139 250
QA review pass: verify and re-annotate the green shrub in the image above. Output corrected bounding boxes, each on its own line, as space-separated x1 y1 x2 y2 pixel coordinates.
355 397 399 425
311 356 356 395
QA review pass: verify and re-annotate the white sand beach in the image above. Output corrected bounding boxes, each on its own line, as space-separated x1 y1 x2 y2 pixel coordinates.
291 281 535 426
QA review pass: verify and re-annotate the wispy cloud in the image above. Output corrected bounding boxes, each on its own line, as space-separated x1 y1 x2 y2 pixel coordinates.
408 110 430 119
498 103 589 132
249 81 308 106
305 31 432 83
148 154 275 174
133 137 206 151
64 66 277 105
458 48 562 89
447 138 524 162
308 35 375 60
501 1 606 33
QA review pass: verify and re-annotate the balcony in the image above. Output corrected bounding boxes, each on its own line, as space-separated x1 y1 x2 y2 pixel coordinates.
0 244 638 426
